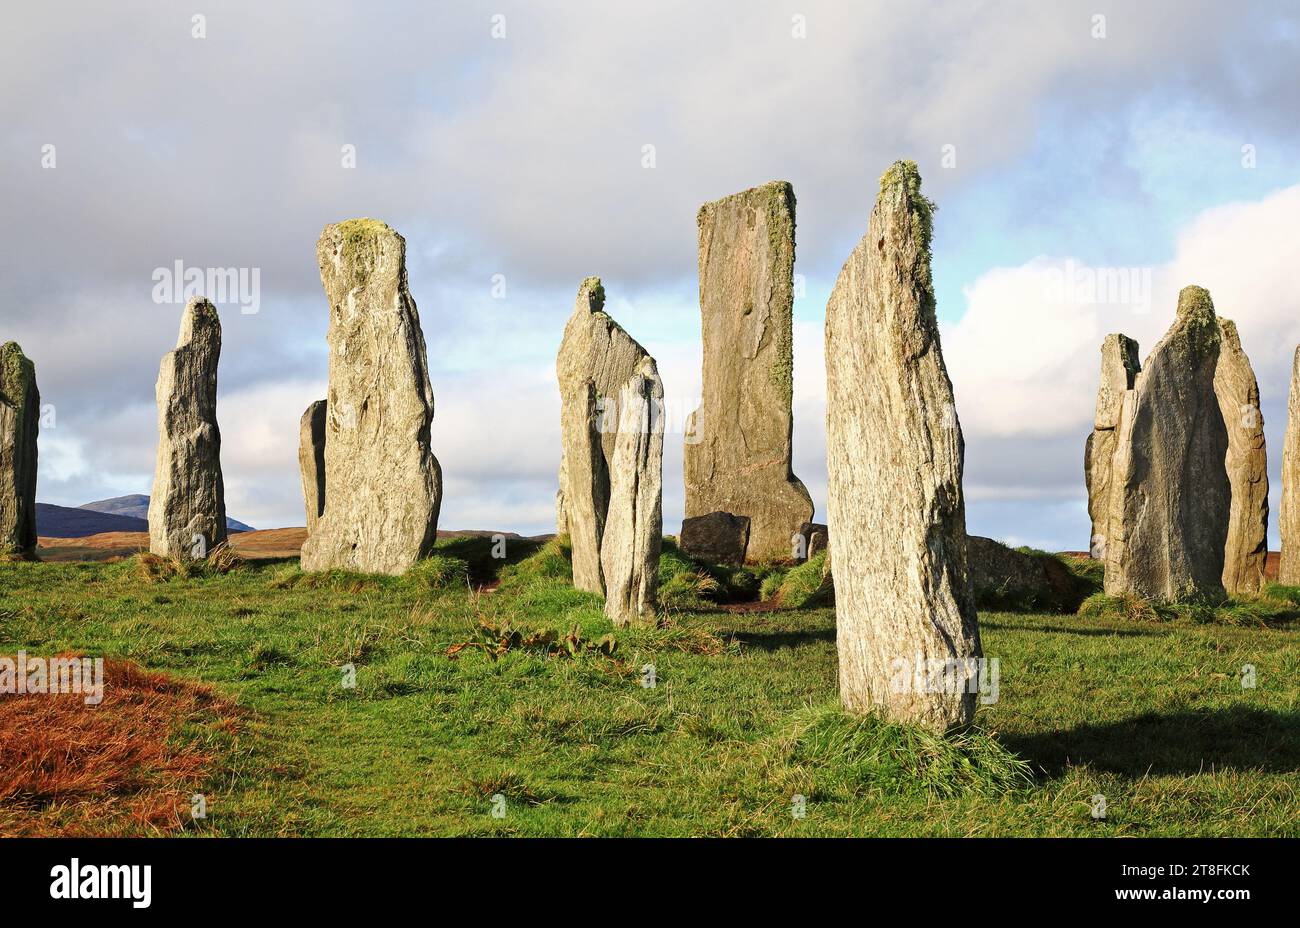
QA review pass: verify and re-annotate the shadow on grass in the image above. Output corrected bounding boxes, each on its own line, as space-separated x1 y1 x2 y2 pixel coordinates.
434 535 545 586
980 620 1168 638
730 628 836 651
1003 706 1300 776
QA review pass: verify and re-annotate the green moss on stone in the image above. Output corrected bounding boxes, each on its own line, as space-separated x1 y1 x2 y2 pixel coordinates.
1 342 34 405
879 160 937 309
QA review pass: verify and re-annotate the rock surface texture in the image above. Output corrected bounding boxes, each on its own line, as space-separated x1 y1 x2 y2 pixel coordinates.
1213 319 1268 595
824 161 981 732
299 399 327 535
556 277 657 595
0 341 39 557
299 219 442 574
1103 286 1230 602
679 511 750 566
683 181 813 563
599 357 665 626
148 299 229 559
1084 334 1141 558
1279 347 1300 583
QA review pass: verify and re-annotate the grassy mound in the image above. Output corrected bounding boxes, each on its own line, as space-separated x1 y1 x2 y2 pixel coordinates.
1079 588 1300 627
774 704 1032 800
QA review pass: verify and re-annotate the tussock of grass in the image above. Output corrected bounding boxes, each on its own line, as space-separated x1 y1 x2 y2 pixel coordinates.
775 704 1032 800
1079 590 1299 627
406 555 470 590
134 545 247 584
657 539 784 607
772 553 833 608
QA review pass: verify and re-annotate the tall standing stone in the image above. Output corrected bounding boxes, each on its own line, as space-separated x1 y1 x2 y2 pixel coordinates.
1214 319 1268 595
825 161 981 732
0 342 39 558
1084 334 1140 558
556 277 658 594
299 219 442 574
683 181 813 563
1278 347 1300 584
600 358 664 626
1103 286 1229 601
148 298 228 559
298 399 327 535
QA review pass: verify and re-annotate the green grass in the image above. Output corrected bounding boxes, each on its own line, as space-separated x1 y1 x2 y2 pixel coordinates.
1 538 1297 836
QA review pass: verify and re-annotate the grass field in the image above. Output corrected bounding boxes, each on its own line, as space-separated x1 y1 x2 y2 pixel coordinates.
1 537 1297 837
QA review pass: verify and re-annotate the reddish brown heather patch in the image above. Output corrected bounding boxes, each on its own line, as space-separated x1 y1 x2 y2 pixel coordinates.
0 657 239 837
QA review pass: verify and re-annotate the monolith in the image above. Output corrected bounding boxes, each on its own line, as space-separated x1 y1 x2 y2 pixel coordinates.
1278 347 1300 583
556 277 657 594
299 399 327 534
298 219 442 574
0 342 39 558
599 358 664 626
148 298 228 559
1103 286 1229 601
824 161 981 732
1214 319 1267 595
1084 334 1140 558
683 181 813 563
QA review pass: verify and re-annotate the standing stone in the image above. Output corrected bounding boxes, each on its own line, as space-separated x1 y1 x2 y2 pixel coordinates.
556 277 657 594
298 399 327 535
600 358 664 626
1278 347 1300 584
1104 286 1229 601
299 219 442 574
825 161 981 732
148 298 228 559
1214 319 1268 595
1084 334 1140 558
0 342 39 558
683 181 813 563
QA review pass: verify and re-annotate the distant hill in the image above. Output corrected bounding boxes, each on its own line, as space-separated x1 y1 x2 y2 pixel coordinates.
78 495 253 532
36 503 148 538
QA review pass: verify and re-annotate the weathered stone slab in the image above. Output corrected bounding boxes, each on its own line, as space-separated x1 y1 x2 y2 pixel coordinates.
556 277 655 594
600 358 664 626
299 399 327 535
683 181 813 562
825 161 981 731
1103 286 1230 601
299 219 442 574
1214 319 1268 595
148 298 229 559
0 341 39 558
1084 334 1140 558
1279 347 1300 584
679 511 749 566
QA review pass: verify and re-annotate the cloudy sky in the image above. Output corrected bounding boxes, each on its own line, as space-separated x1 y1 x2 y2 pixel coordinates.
3 1 1299 549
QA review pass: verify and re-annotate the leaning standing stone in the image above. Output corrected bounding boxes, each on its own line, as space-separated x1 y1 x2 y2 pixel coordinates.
1278 347 1300 584
556 277 656 594
683 181 814 563
600 358 664 626
148 298 229 559
0 342 39 558
825 161 981 732
1104 286 1229 601
299 219 442 574
298 399 327 535
1214 319 1268 595
1084 334 1140 558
